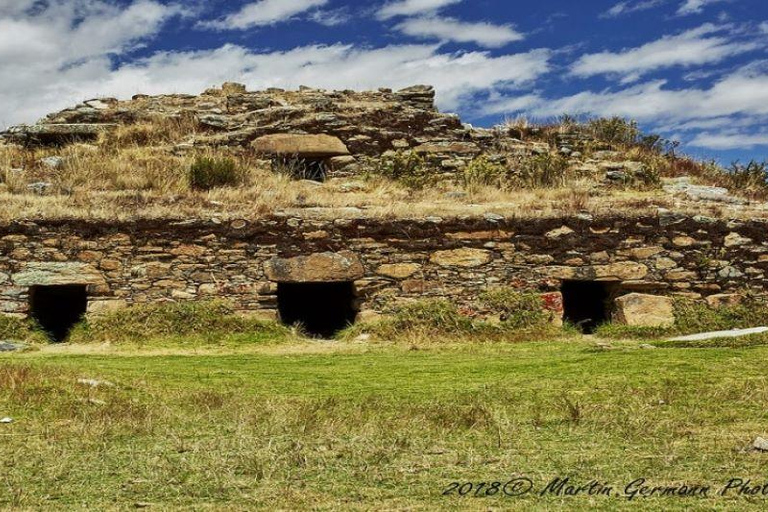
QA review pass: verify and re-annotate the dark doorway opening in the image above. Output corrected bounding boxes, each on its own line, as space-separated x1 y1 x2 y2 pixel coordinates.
29 285 87 342
273 157 328 182
278 282 358 338
561 281 618 334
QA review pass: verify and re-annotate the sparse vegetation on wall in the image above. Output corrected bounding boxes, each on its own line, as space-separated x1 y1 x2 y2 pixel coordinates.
343 289 559 341
376 150 432 189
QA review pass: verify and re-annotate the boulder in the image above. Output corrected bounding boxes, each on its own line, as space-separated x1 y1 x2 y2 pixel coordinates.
251 134 350 157
5 123 117 145
265 251 364 283
614 293 675 327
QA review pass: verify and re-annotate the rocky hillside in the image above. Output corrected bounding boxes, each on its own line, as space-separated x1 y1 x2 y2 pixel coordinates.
0 83 766 221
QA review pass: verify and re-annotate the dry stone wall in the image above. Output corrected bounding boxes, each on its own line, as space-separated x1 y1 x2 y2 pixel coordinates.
1 213 767 323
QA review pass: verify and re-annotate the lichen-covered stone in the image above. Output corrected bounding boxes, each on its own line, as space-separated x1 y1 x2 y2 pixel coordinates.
376 263 422 279
430 248 492 267
265 251 364 283
251 134 350 157
705 293 743 308
87 300 128 316
724 232 752 247
614 293 675 327
11 262 106 287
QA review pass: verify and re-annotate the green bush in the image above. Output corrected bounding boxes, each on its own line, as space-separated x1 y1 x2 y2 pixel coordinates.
377 151 432 189
463 156 508 189
518 153 569 188
188 157 243 191
68 300 289 344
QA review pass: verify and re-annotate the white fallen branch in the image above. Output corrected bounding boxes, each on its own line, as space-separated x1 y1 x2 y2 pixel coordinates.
668 327 768 342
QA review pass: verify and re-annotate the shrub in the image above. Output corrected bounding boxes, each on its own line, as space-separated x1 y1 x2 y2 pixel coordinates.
726 160 768 200
68 300 289 344
586 117 641 146
188 157 242 191
377 151 432 189
517 153 569 188
463 156 508 190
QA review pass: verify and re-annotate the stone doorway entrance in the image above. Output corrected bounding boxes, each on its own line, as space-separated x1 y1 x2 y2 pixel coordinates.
277 282 358 338
29 285 88 342
274 156 329 182
561 280 619 334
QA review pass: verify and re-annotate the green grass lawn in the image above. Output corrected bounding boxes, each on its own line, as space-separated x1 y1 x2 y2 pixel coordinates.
2 338 768 510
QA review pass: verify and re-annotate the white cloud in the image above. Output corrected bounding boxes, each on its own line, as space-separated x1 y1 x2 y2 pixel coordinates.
309 8 351 26
483 68 768 150
602 0 665 18
571 24 759 82
689 131 768 149
0 0 179 126
86 45 550 113
678 0 730 16
394 16 524 48
0 31 552 128
484 65 768 127
202 0 328 30
377 0 462 20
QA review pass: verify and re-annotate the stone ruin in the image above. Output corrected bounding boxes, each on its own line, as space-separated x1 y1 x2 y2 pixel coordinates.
1 83 552 181
1 84 767 340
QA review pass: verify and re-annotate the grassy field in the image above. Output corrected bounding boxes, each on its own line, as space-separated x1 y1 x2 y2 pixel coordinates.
3 338 768 510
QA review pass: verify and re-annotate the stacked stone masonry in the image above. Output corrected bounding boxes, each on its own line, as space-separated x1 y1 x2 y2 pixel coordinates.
1 213 766 323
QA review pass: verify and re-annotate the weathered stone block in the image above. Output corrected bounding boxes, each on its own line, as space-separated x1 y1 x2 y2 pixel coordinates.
724 232 752 247
614 293 675 327
265 251 364 283
251 134 350 157
705 293 743 309
12 262 106 287
430 248 492 268
376 263 422 279
87 300 128 316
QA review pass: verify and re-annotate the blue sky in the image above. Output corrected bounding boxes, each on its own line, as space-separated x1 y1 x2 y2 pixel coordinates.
2 0 767 162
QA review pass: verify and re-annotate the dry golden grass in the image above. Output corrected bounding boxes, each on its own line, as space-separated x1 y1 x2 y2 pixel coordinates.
1 116 766 222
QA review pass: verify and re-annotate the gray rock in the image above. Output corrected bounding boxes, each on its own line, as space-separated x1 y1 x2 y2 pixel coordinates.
0 341 26 352
39 156 65 170
605 170 629 182
483 213 505 223
445 191 468 200
3 123 117 145
27 182 52 195
197 114 231 129
663 177 747 205
0 417 13 424
718 266 744 279
753 437 768 452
